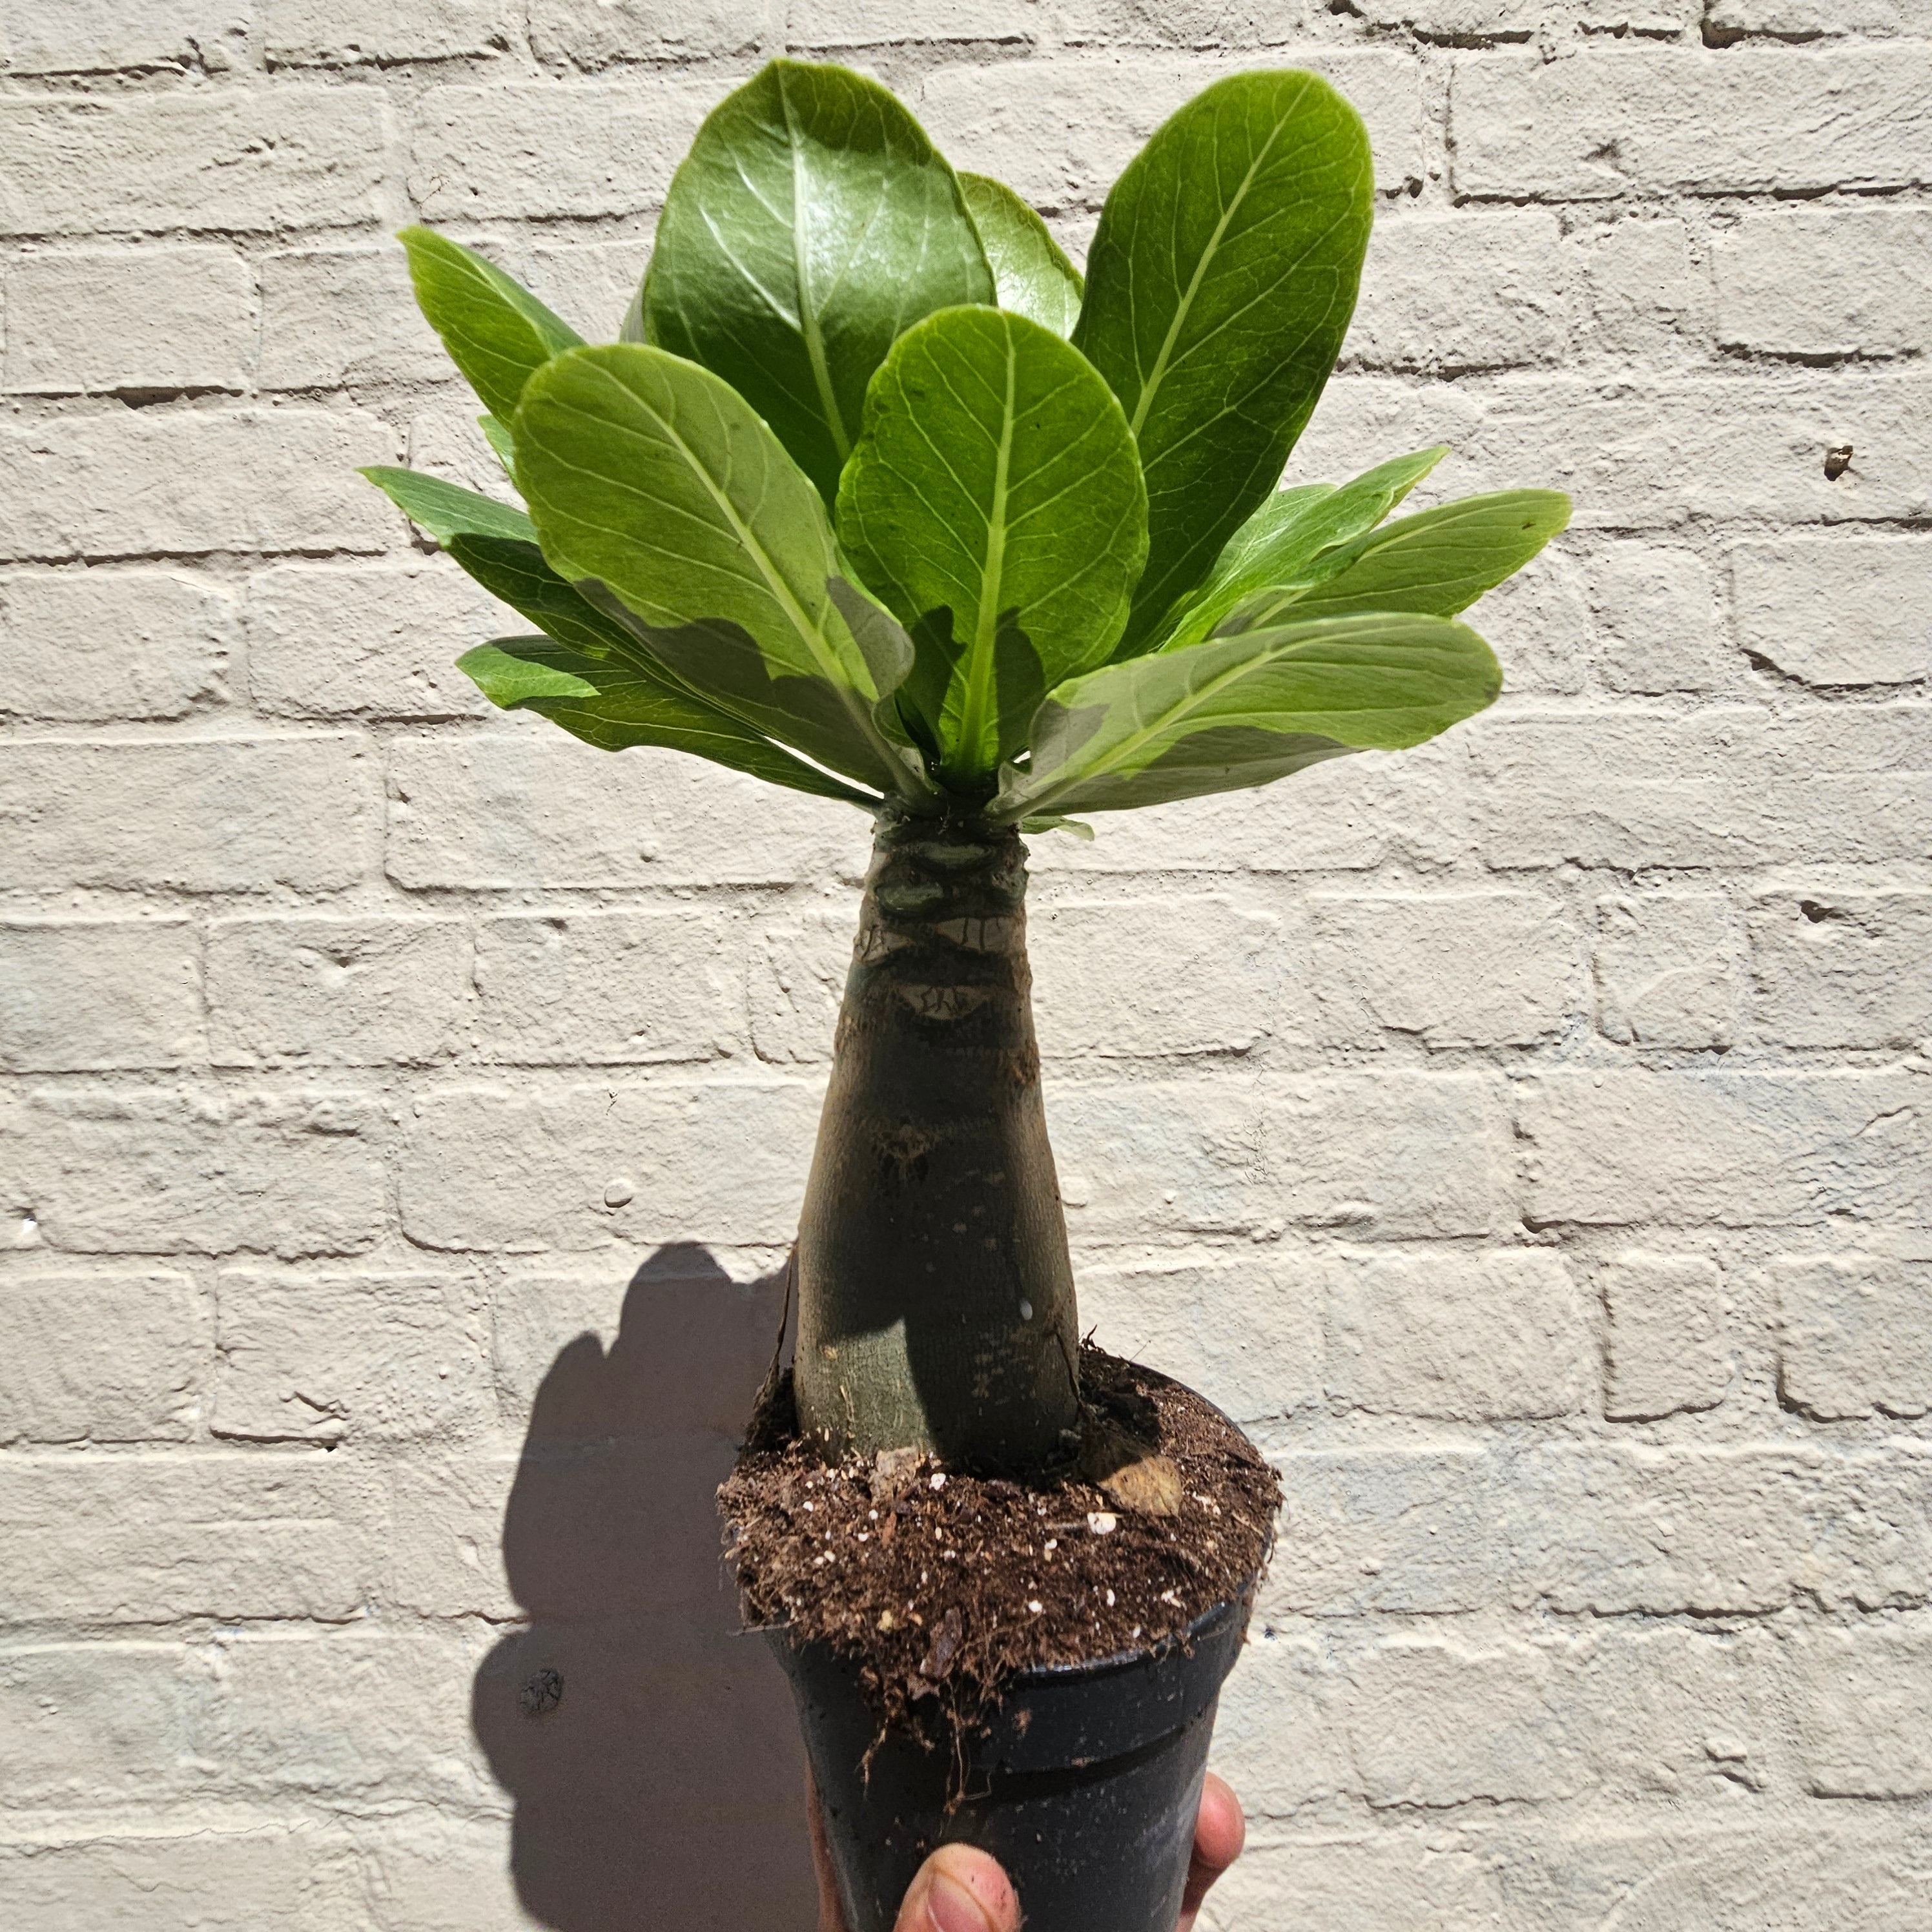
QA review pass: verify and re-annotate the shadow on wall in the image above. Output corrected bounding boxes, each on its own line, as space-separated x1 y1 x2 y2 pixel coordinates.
472 1243 816 1932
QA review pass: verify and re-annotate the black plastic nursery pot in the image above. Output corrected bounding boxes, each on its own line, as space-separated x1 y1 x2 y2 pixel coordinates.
772 1582 1257 1932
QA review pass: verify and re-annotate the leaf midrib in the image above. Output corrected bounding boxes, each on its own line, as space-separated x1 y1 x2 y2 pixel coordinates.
1124 88 1302 440
952 322 1020 772
780 70 853 468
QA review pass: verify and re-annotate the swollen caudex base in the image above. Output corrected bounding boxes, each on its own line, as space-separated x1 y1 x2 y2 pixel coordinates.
794 808 1082 1474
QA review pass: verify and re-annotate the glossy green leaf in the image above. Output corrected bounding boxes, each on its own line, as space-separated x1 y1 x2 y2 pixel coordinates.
359 465 535 544
1260 490 1574 624
960 174 1084 338
993 611 1499 819
512 342 929 797
1073 71 1374 653
400 227 584 423
457 638 876 803
837 306 1147 786
1155 447 1444 653
638 59 994 505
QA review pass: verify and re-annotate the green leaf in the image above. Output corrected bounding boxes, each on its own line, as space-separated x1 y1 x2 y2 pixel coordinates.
638 59 994 505
512 342 929 797
457 638 876 804
444 533 636 660
1073 70 1374 653
478 413 518 480
1261 490 1574 624
959 174 1084 338
1155 447 1445 653
994 611 1500 819
400 226 584 423
359 466 535 545
1019 814 1094 840
836 306 1147 786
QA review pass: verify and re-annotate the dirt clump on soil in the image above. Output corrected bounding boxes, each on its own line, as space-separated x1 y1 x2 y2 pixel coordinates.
719 1346 1280 1733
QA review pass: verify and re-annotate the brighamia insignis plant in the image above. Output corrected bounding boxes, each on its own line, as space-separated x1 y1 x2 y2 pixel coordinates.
364 59 1568 1475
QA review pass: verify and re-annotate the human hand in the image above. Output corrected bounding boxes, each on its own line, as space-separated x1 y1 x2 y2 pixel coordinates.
810 1769 1245 1932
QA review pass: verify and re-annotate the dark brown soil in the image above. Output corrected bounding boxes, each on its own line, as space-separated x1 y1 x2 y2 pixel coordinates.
719 1347 1280 1733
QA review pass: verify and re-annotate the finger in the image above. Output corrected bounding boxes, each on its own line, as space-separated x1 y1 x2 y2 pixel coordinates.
1177 1773 1246 1931
893 1842 1020 1932
807 1770 847 1932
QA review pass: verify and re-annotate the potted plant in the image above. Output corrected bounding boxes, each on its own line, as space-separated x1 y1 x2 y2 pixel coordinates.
362 57 1565 1932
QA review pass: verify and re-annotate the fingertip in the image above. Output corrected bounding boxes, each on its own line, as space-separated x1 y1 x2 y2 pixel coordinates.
909 1842 1019 1932
1195 1773 1246 1873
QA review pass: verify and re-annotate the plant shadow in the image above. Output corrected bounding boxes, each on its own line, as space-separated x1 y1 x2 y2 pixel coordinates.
472 1242 816 1932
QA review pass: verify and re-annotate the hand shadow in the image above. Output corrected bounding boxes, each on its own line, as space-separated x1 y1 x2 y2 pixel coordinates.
472 1242 816 1932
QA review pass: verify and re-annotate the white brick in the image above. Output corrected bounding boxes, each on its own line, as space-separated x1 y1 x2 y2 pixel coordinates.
3 247 254 394
202 1628 489 1805
749 907 853 1064
520 236 649 342
1775 1256 1932 1423
1795 1625 1932 1800
918 50 1423 207
1209 1632 1353 1815
1594 892 1735 1049
1516 1071 1928 1229
1577 216 1703 356
208 916 469 1065
1718 207 1932 360
1452 48 1932 200
488 1254 787 1428
1707 0 1919 25
0 1454 384 1623
1457 373 1932 530
475 910 743 1064
0 737 376 890
387 1452 519 1615
259 247 453 389
406 395 515 498
410 79 717 221
386 728 861 889
790 0 1040 44
1264 1071 1511 1237
1465 538 1591 697
1325 1250 1589 1421
1347 211 1567 373
0 89 390 236
1206 1838 1507 1931
263 0 521 64
1749 890 1932 1051
1732 538 1931 688
0 1272 204 1443
1529 1443 1932 1617
1080 1251 1323 1424
0 568 232 721
1052 1078 1264 1237
396 1080 822 1250
247 559 497 721
1590 544 1726 695
1031 896 1279 1056
1601 1252 1731 1421
214 1271 491 1443
1471 710 1932 871
1346 1638 1581 1806
530 0 767 64
0 1833 372 1931
0 1 249 75
0 919 204 1071
0 1089 386 1258
1310 891 1581 1049
0 408 396 560
0 1642 201 1805
1056 0 1309 47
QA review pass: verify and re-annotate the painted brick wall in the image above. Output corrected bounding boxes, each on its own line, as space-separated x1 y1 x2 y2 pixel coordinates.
1 4 1927 1928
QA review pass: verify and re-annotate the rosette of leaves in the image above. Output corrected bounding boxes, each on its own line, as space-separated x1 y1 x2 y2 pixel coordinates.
362 60 1568 1470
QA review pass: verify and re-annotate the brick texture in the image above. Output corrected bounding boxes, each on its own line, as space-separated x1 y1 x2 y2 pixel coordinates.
2 10 1926 1930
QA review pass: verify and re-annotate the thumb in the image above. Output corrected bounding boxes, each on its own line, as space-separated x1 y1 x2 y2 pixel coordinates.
893 1842 1020 1932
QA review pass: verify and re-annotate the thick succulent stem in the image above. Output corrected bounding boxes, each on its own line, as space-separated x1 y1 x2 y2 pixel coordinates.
794 806 1082 1472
